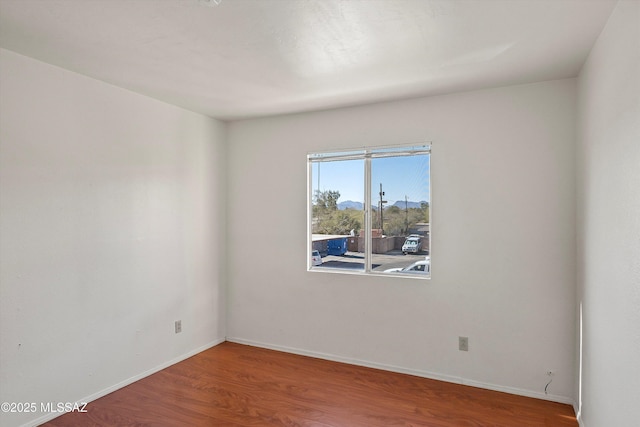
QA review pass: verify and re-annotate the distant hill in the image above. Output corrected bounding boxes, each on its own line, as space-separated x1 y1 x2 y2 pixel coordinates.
391 200 428 209
337 200 363 210
338 200 428 210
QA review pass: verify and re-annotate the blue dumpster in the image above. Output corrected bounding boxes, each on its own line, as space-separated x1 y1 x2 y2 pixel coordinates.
327 238 348 256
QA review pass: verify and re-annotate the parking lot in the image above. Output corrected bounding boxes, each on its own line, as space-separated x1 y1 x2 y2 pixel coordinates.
318 250 427 272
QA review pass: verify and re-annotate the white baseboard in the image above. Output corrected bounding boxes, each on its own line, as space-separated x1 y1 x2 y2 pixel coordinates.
226 336 576 406
22 338 225 427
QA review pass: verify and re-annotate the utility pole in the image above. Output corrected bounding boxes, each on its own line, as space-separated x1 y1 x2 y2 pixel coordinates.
405 195 409 235
379 183 387 235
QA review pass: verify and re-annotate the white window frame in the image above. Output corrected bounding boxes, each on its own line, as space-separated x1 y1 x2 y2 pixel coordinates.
307 144 431 278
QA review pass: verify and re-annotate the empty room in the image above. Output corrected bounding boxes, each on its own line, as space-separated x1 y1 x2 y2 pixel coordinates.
0 0 638 426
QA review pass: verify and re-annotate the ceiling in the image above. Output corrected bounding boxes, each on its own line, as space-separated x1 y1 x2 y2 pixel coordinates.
0 0 617 120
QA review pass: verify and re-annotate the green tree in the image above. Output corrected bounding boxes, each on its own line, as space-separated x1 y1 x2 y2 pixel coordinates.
421 202 430 223
316 210 361 235
373 204 430 237
386 205 401 215
313 189 340 212
312 190 362 235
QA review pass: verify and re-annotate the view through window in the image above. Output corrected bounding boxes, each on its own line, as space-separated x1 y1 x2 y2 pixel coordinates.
308 145 431 278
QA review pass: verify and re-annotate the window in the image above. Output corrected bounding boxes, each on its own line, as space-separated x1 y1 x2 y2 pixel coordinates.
308 144 431 278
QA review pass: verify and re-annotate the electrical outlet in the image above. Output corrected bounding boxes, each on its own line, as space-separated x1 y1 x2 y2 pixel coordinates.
175 320 182 334
459 336 469 351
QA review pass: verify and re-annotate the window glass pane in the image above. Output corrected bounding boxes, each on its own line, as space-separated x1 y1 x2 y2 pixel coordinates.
310 159 365 271
370 154 430 277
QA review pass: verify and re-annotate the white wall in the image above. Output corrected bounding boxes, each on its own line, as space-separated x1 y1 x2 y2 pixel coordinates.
576 1 640 425
227 79 577 402
0 49 227 427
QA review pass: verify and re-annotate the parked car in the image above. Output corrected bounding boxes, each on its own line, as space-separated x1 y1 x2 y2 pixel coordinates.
384 258 430 274
311 250 323 266
402 235 422 254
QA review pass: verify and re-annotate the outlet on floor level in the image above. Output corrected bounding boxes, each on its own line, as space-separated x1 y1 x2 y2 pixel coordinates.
459 336 469 351
175 320 182 334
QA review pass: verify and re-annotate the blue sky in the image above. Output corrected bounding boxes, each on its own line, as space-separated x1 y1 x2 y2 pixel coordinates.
311 154 430 204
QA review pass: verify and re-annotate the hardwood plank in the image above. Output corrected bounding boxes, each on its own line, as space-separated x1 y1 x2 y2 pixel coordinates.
43 342 577 426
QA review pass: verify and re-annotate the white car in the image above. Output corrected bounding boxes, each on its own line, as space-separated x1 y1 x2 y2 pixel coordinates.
402 236 422 254
384 258 430 274
311 250 323 266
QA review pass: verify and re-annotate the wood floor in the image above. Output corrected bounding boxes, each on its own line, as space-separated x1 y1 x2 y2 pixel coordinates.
44 341 577 426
